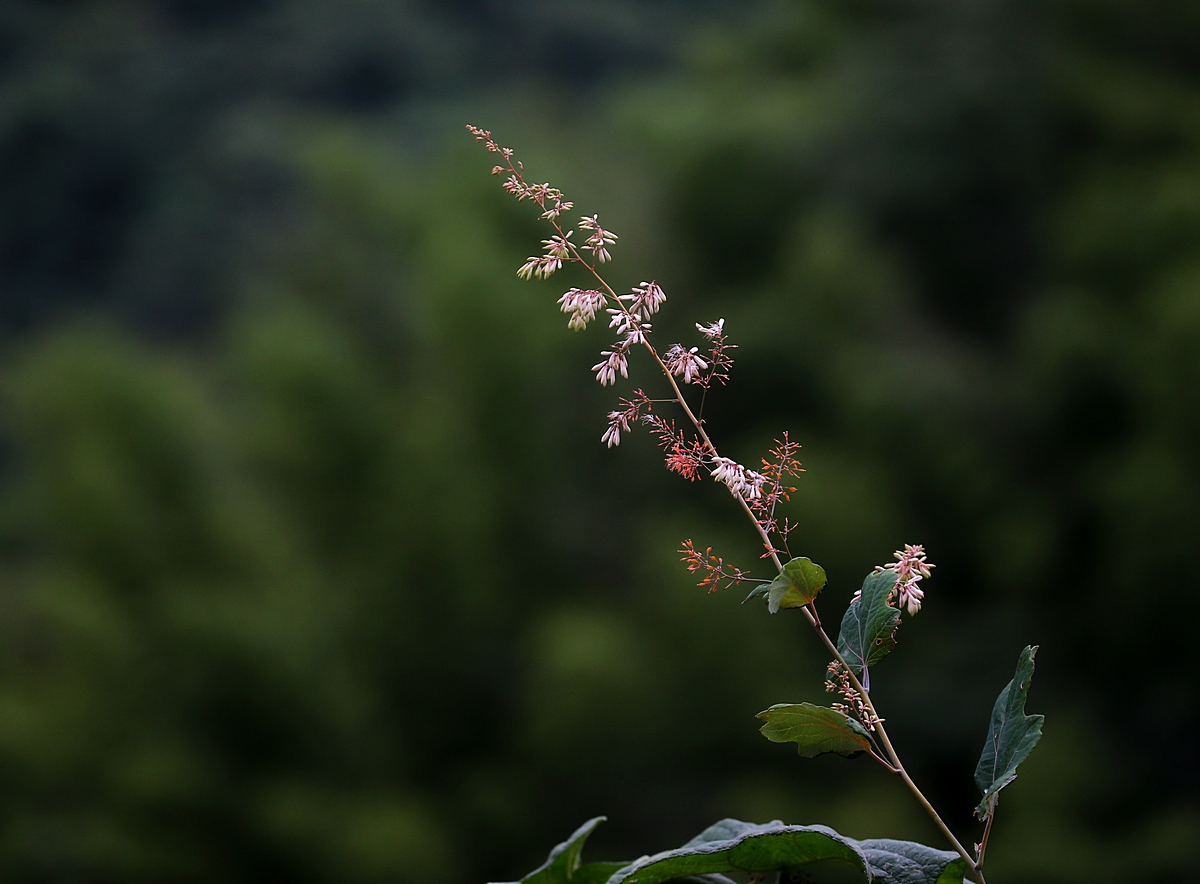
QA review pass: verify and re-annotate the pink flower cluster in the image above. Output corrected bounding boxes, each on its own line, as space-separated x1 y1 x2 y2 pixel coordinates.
601 392 649 448
664 344 708 384
854 544 935 616
826 661 883 731
559 288 607 330
693 319 736 388
619 281 666 319
710 456 766 500
471 126 879 595
579 215 617 263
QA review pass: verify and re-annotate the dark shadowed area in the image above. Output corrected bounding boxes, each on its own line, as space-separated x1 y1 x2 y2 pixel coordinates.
0 1 1196 882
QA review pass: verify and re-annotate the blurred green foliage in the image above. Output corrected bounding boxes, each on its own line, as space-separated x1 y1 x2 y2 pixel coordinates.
0 1 1198 883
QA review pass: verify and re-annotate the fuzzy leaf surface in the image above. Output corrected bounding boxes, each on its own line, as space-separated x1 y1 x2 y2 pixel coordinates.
607 821 865 884
835 570 901 679
756 703 872 758
766 557 827 613
974 645 1044 820
857 840 967 884
607 819 965 884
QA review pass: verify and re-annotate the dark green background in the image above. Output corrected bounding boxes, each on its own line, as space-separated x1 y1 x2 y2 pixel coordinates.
0 1 1196 882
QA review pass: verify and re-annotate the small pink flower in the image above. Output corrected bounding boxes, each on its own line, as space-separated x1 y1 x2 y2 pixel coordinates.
601 423 622 447
592 350 629 386
607 310 651 344
708 456 764 499
558 288 607 330
542 231 573 259
854 545 935 615
620 281 667 319
517 254 562 280
539 200 573 220
665 344 709 384
579 214 617 263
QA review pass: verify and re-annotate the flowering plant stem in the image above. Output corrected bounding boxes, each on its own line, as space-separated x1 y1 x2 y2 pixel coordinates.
675 369 984 883
470 125 1041 884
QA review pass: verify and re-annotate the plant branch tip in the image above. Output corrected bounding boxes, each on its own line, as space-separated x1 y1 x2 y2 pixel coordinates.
470 123 1044 882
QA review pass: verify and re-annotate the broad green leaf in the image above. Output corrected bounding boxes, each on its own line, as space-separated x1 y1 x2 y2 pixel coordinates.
858 840 967 884
573 863 630 884
607 821 866 884
835 570 901 682
607 818 966 884
766 557 827 613
974 645 1044 820
681 818 767 847
756 703 873 758
493 816 630 884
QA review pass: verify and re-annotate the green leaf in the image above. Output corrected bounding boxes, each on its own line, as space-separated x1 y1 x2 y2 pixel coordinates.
974 645 1044 820
857 840 968 884
494 817 629 884
681 818 765 846
572 862 629 884
765 557 827 613
741 583 771 604
607 821 867 884
756 703 873 758
606 819 965 884
835 569 901 682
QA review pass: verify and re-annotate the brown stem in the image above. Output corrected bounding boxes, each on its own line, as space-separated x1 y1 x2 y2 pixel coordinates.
497 145 985 881
976 807 996 869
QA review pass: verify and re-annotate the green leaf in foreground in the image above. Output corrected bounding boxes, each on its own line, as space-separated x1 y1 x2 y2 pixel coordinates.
974 645 1044 821
607 818 965 884
858 840 969 884
756 702 873 758
835 569 901 682
491 816 628 884
764 557 827 613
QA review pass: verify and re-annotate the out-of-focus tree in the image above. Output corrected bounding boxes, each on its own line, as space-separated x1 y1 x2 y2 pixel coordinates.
0 1 1196 883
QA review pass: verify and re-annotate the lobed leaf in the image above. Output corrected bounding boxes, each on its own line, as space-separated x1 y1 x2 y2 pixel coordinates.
974 645 1044 820
765 557 828 613
835 569 901 682
756 702 873 758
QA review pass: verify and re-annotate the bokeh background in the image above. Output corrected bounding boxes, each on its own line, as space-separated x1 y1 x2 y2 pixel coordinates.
1 1 1198 882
